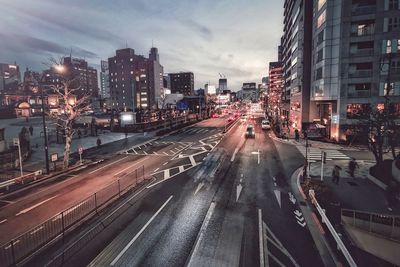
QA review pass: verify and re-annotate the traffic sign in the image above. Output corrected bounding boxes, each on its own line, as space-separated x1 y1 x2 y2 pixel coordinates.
78 146 83 154
51 153 58 162
13 138 20 146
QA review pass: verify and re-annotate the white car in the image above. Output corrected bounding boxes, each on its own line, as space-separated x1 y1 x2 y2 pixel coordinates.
261 120 271 130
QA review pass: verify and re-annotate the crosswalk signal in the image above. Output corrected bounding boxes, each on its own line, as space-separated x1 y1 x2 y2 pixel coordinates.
322 152 327 163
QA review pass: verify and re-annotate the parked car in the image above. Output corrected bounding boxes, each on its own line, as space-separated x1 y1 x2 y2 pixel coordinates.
245 124 255 138
261 120 271 130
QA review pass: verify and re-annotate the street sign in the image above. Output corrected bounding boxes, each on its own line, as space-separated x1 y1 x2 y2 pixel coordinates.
13 138 20 146
78 146 83 154
50 153 58 162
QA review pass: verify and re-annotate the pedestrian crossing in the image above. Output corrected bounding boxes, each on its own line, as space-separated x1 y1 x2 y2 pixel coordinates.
295 146 350 163
182 128 220 134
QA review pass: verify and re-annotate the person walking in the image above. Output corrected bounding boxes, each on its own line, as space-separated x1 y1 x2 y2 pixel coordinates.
29 125 33 136
77 129 82 139
348 158 359 178
96 137 101 149
295 129 300 142
332 165 341 185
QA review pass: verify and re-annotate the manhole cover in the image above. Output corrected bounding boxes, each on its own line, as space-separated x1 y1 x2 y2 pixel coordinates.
347 181 358 186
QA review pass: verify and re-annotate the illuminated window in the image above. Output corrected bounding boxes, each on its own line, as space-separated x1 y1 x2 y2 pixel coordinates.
317 10 326 28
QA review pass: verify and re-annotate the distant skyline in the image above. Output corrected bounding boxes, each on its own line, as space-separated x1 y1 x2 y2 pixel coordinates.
0 0 283 90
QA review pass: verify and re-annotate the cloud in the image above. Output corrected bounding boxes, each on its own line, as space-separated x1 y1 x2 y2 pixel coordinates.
182 19 213 40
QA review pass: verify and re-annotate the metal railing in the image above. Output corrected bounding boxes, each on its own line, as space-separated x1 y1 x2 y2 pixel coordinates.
0 165 148 267
309 190 357 267
341 208 400 242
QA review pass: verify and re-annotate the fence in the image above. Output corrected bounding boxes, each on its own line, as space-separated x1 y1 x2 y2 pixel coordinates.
341 208 400 242
0 165 148 267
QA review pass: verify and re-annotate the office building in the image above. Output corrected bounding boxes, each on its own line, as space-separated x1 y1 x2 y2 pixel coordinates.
0 63 21 92
309 0 400 140
268 62 284 117
62 57 99 98
241 82 258 101
282 0 313 130
169 72 194 96
218 78 227 94
100 60 110 98
108 47 164 110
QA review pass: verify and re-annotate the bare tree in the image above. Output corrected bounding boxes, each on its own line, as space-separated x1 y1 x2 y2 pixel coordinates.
46 59 91 169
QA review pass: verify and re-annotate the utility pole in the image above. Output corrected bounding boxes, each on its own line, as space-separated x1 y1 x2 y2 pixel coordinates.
40 80 50 174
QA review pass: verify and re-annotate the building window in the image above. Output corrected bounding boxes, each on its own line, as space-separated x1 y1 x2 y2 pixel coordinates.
317 10 326 28
318 0 327 10
346 104 371 119
317 30 324 44
380 82 400 96
388 0 400 10
315 67 323 80
317 49 324 62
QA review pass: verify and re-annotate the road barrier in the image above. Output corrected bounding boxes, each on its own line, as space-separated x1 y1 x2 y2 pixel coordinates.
308 190 357 267
0 170 43 191
341 208 400 241
0 165 148 267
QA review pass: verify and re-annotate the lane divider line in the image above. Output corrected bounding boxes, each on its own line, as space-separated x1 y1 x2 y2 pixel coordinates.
110 195 174 266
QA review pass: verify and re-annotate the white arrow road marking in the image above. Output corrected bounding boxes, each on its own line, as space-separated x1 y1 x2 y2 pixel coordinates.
288 192 296 204
297 220 306 227
296 216 305 222
194 182 204 195
294 210 302 217
110 195 173 266
236 183 243 202
274 189 281 208
16 195 58 216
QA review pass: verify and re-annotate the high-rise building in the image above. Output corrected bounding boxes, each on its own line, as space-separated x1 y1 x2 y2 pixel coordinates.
268 62 284 117
218 78 227 94
100 60 110 98
0 63 21 92
241 82 258 101
108 47 164 110
309 0 400 141
169 72 194 96
148 47 164 109
282 0 313 131
62 57 99 98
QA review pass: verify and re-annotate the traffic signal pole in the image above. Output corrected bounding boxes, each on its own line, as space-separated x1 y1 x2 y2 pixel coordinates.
321 151 326 181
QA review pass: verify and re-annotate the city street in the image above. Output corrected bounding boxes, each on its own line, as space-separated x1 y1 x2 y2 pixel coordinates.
32 116 325 267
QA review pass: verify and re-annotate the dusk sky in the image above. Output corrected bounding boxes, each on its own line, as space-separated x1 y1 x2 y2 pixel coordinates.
0 0 283 90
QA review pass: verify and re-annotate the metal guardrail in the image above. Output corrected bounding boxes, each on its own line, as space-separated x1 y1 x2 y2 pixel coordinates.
309 190 357 267
0 170 43 190
0 165 148 267
341 208 400 241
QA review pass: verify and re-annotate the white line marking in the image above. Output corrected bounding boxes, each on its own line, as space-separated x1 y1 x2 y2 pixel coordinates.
89 157 127 174
189 156 196 166
258 208 265 267
231 147 239 162
114 158 147 176
30 226 44 235
110 195 173 266
179 166 184 172
0 219 7 224
187 202 216 267
194 182 204 195
163 162 168 166
164 169 170 179
163 152 169 156
153 168 159 173
16 195 58 216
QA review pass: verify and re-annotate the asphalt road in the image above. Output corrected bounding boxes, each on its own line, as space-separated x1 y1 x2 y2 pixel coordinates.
81 117 323 267
1 116 325 266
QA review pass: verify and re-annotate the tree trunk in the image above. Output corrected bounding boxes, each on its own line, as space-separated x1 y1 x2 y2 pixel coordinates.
63 126 73 169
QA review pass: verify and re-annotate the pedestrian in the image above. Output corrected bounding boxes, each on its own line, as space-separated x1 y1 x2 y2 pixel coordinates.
124 128 128 139
29 125 33 136
302 164 308 182
348 158 359 178
77 129 82 139
295 129 300 142
96 137 101 148
332 165 340 185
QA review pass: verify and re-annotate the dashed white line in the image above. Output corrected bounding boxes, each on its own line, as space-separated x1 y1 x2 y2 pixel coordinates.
0 219 7 224
16 195 58 216
163 162 168 166
89 156 127 174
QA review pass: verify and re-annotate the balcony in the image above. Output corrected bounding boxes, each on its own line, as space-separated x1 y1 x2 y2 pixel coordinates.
351 5 376 16
347 90 371 98
348 69 373 78
351 25 375 37
350 48 374 57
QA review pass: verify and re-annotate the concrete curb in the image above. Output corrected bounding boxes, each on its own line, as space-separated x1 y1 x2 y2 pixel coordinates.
290 167 337 267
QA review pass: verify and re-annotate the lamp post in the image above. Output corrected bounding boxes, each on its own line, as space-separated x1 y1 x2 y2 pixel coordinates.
40 85 50 174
